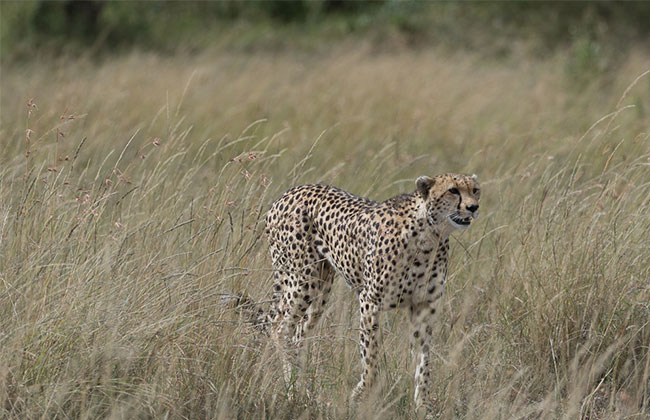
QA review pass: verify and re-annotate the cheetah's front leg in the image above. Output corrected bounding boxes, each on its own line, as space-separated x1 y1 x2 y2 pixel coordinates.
411 304 438 416
351 292 380 401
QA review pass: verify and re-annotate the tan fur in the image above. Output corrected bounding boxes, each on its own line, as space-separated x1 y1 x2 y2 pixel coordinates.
262 173 480 414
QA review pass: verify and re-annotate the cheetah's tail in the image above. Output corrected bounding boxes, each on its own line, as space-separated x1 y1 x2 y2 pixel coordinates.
220 292 274 335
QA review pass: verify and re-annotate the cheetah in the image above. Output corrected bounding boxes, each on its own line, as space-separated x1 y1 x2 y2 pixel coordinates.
262 173 480 413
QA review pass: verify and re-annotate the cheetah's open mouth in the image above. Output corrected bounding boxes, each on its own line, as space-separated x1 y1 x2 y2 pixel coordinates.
449 214 472 227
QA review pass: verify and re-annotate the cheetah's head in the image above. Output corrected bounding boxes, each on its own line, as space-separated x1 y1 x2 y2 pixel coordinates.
416 173 481 230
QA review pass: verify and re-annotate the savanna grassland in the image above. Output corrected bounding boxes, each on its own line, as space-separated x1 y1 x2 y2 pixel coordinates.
1 33 650 419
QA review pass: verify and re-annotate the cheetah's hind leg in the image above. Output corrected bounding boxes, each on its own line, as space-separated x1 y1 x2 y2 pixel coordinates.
269 259 334 392
295 259 335 343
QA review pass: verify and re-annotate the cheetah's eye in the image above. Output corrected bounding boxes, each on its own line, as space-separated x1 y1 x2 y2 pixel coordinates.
448 187 460 195
473 188 479 194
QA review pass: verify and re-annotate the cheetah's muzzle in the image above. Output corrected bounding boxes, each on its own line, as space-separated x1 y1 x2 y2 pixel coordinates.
449 213 472 227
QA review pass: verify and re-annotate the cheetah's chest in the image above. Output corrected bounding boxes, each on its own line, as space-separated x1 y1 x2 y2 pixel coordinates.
381 236 447 309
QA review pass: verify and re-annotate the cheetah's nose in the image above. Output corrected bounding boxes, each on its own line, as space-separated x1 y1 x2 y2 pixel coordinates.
467 204 479 213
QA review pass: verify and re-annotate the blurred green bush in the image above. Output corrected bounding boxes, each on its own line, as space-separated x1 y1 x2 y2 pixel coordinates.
1 0 649 59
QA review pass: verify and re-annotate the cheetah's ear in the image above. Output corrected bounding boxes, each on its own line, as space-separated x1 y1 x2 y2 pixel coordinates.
471 174 478 182
416 176 434 196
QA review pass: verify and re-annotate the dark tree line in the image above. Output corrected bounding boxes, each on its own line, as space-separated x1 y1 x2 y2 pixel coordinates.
16 1 650 53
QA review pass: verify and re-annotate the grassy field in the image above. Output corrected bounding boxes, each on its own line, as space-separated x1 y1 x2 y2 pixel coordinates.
1 42 649 419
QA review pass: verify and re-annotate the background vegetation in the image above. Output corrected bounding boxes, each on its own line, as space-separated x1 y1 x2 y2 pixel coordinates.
1 1 649 419
3 1 650 57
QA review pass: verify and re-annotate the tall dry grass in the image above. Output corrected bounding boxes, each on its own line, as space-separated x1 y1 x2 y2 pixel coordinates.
1 45 649 419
